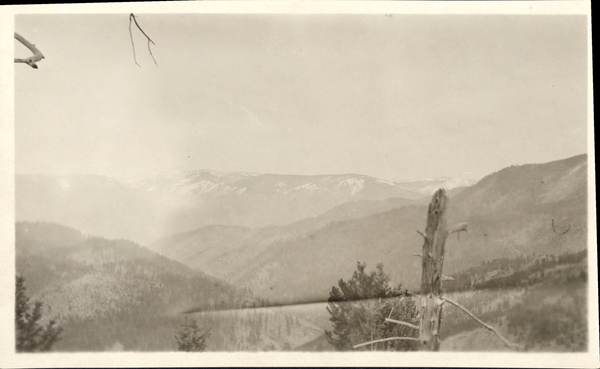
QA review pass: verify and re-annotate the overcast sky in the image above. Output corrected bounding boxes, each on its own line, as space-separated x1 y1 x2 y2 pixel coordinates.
14 13 588 181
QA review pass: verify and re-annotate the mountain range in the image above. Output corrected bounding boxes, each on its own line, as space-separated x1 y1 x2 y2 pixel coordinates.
13 153 589 351
17 154 587 303
16 170 471 245
148 154 588 304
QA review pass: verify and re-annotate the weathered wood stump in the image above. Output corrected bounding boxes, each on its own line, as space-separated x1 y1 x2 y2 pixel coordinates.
418 189 450 351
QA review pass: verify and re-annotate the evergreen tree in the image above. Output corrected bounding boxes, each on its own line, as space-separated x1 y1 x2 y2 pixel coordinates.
325 262 418 351
15 276 62 352
174 317 210 351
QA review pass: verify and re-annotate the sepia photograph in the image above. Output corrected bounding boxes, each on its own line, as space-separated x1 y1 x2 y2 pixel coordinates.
0 1 596 367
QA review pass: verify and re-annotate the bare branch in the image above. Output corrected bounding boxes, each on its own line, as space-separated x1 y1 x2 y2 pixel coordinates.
353 336 419 349
441 275 454 282
443 296 522 351
14 32 45 69
129 13 158 67
385 318 419 330
130 13 155 45
412 253 422 258
128 17 140 67
447 223 468 234
416 230 426 240
447 222 468 241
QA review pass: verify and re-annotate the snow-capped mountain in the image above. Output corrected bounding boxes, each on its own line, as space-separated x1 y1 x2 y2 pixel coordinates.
123 170 422 200
16 170 425 245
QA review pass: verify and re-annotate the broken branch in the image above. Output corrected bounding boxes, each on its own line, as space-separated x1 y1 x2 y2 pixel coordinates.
128 15 140 67
129 13 158 67
447 223 468 234
385 318 419 330
14 32 44 69
447 222 468 241
443 296 522 350
353 336 419 349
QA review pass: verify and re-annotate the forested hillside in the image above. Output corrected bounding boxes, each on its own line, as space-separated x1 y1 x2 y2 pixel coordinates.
15 222 322 351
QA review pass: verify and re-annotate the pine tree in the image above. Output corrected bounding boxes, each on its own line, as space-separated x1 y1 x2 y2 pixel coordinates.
325 262 418 351
174 317 210 351
15 276 62 352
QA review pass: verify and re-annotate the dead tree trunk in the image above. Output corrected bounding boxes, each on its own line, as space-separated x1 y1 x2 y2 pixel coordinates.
355 188 520 351
418 189 450 351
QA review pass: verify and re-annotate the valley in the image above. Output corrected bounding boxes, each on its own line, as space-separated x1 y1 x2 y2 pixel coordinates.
14 154 590 352
149 154 588 304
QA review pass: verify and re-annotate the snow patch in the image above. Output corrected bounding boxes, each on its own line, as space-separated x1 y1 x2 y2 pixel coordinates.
294 183 319 192
335 178 365 195
374 178 397 186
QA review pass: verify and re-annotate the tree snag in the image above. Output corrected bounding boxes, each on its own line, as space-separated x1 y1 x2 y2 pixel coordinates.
418 188 450 351
355 188 522 351
415 189 521 351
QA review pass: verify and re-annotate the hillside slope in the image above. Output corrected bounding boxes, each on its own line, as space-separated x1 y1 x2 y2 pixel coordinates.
148 197 416 280
230 154 588 303
15 222 322 351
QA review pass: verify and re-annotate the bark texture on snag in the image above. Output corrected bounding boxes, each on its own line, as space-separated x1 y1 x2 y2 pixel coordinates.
418 188 450 351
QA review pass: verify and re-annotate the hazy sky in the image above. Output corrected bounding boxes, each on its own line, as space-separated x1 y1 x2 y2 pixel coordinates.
14 13 588 181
